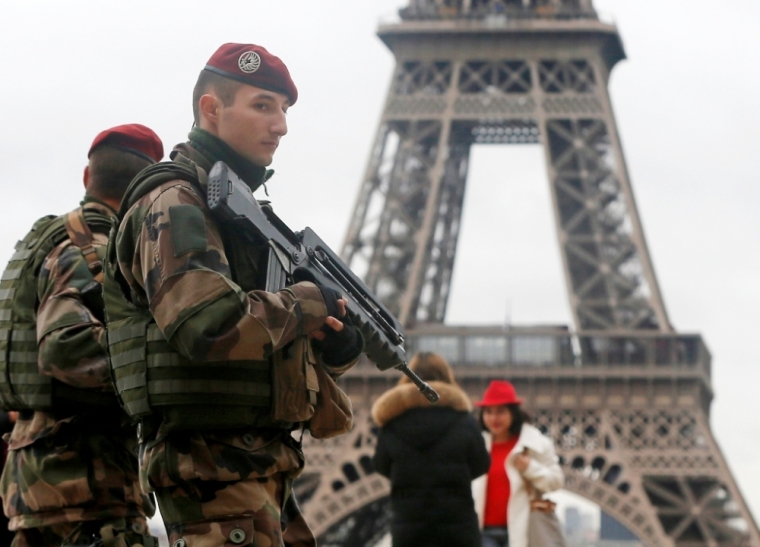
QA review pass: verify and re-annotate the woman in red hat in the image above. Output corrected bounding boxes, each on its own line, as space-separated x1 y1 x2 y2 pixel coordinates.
472 380 564 547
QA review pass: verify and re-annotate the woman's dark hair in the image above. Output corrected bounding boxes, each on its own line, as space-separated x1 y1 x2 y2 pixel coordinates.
479 404 531 438
398 351 457 386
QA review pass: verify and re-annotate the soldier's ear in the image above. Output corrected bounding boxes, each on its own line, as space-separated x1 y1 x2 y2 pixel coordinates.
199 93 220 128
83 166 90 189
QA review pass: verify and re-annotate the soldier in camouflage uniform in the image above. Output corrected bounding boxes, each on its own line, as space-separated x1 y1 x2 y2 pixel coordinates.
103 44 363 547
0 124 164 547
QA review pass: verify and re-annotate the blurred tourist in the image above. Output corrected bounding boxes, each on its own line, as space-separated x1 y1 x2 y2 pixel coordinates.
372 352 490 547
473 380 564 547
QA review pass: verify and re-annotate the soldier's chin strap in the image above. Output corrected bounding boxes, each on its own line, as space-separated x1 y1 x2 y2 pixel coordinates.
395 363 440 403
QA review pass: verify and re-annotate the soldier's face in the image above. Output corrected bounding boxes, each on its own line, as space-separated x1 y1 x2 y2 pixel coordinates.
482 405 514 440
216 85 289 167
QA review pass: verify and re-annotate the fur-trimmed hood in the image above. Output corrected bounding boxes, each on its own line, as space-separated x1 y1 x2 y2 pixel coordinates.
371 381 472 427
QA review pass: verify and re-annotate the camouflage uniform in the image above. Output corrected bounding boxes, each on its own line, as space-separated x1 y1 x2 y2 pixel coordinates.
108 138 359 547
0 200 155 547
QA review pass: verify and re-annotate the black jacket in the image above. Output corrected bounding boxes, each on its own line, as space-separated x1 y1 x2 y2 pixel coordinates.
372 381 490 547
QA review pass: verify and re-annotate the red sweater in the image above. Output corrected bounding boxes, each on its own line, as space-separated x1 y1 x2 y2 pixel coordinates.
483 436 519 526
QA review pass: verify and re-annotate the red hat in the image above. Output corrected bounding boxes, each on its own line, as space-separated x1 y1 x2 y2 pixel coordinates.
475 380 523 407
204 43 298 105
88 124 163 163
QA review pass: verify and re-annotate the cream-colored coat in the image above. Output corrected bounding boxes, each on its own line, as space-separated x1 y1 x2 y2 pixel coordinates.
472 424 564 547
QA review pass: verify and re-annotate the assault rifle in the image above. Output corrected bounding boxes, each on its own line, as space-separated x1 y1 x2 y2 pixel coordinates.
207 161 439 403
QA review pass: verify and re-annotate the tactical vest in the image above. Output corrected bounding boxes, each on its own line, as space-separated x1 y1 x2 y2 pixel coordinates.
0 207 114 411
104 162 282 431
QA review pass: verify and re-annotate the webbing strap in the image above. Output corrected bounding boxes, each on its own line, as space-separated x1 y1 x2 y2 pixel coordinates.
144 353 270 370
1 269 21 281
148 379 270 397
109 324 168 344
11 330 37 342
116 373 146 391
64 208 103 283
108 324 145 345
147 326 166 342
9 250 31 261
110 348 146 369
9 373 49 385
146 354 188 368
9 351 38 364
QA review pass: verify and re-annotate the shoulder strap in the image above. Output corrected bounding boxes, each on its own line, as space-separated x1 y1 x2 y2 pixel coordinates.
118 161 205 221
64 208 103 283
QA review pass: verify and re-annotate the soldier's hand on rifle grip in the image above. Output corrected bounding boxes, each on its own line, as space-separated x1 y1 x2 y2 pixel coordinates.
310 286 347 340
310 286 363 366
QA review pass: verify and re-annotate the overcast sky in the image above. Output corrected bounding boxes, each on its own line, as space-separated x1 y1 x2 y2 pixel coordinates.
2 0 759 525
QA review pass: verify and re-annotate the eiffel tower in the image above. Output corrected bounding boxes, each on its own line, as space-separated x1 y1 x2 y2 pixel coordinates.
296 1 759 546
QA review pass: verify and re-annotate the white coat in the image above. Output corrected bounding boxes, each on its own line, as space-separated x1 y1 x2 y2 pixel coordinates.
472 424 564 547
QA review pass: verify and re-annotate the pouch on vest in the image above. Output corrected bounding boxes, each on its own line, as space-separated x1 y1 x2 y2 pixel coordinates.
307 359 354 439
271 338 319 424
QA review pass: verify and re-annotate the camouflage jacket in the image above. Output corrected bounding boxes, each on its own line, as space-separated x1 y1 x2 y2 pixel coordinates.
0 200 150 529
112 141 361 491
115 145 329 362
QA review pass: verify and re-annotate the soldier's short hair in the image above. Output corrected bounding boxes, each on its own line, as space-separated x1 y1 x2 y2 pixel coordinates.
192 70 243 125
87 145 153 202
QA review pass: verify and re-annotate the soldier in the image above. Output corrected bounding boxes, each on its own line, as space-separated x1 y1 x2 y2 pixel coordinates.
0 124 164 547
102 44 363 547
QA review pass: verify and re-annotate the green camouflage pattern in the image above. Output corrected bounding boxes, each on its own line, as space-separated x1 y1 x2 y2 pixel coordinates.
0 411 151 532
0 203 115 411
36 203 112 391
0 201 154 537
106 143 356 546
10 516 155 547
114 172 328 361
106 145 332 432
145 429 307 547
0 213 58 411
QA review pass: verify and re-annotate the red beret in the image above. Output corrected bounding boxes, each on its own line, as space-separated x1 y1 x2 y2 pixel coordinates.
204 43 298 105
88 124 163 163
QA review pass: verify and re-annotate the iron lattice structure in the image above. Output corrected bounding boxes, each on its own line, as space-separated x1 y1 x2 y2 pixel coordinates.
298 2 759 546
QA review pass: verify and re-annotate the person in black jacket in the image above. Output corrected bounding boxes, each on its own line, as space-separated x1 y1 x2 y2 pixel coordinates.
372 352 490 547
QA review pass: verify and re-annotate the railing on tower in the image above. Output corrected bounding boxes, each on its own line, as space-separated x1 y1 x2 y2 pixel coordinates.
400 0 598 21
344 325 710 376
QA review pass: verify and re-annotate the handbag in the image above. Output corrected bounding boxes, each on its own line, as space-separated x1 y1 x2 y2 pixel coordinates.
525 477 567 547
527 498 567 547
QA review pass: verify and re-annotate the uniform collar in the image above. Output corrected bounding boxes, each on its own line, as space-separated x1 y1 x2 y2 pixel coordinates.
183 128 274 194
81 195 117 217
